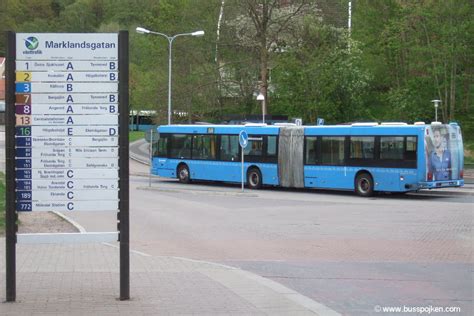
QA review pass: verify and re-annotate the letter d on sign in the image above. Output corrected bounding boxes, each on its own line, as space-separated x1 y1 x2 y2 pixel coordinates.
109 128 117 136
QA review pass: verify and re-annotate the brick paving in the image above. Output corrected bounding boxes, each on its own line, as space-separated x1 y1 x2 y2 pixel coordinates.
0 241 336 315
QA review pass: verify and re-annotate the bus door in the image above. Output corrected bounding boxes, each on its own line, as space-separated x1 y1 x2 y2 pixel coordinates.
278 126 304 188
191 134 218 180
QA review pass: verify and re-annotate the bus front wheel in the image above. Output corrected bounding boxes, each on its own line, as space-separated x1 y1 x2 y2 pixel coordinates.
355 173 374 197
177 164 190 184
247 168 262 190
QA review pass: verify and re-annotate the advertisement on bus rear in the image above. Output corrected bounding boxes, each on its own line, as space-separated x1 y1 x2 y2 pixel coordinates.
425 124 463 181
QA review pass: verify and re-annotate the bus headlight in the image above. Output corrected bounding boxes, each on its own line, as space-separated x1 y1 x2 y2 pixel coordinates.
400 176 405 181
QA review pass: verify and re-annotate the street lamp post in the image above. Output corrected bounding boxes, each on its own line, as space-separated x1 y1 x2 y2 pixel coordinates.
136 27 204 125
256 92 265 124
431 99 441 122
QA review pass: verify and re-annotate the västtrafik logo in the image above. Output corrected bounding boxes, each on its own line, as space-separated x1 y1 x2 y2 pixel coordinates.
24 37 39 50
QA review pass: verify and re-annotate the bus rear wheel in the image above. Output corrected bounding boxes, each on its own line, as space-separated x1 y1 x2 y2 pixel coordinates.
355 173 374 197
177 164 190 184
247 168 262 189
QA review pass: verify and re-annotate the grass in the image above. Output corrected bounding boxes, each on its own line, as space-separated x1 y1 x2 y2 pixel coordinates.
129 131 145 143
0 172 5 232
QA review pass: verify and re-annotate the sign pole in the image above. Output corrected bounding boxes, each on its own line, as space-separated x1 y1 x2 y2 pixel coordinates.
149 129 153 187
118 30 130 301
5 30 17 302
8 31 126 301
241 149 244 192
238 130 248 193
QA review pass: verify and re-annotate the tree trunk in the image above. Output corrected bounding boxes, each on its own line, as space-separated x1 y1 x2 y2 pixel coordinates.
449 58 456 121
260 38 268 116
215 0 226 119
462 74 470 112
443 61 448 122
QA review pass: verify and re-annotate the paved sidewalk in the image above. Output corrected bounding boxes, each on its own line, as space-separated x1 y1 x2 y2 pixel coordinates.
0 240 337 315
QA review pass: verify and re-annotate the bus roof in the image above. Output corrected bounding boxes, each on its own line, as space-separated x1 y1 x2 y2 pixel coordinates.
158 124 281 135
158 123 456 136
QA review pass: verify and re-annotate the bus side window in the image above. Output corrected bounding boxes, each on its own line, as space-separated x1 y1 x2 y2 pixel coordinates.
156 134 168 157
305 136 317 164
350 136 375 159
192 135 217 160
219 135 239 161
405 136 417 161
321 137 345 165
169 134 192 159
266 136 278 163
244 137 263 162
380 136 404 160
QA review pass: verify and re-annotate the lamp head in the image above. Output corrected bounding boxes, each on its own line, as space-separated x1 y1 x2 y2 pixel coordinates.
431 99 441 108
136 27 150 34
191 30 205 37
256 93 265 101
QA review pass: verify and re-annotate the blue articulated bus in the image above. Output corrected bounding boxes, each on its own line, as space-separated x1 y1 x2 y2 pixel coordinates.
152 122 464 196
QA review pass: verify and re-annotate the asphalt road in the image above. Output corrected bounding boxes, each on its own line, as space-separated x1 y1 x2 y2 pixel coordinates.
63 156 473 316
1 132 471 315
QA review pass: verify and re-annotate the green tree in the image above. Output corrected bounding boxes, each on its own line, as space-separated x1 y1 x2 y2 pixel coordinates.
353 0 473 134
272 17 370 124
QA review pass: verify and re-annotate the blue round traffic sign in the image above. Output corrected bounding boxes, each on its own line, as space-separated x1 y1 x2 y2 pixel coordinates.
239 130 248 148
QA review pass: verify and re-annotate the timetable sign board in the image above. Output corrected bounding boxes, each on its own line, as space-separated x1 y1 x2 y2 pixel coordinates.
16 201 119 212
17 93 118 104
16 126 118 137
15 136 118 147
16 179 119 191
16 190 119 202
16 33 118 60
16 114 118 126
16 60 118 71
15 147 118 159
15 169 118 180
14 32 121 212
16 71 118 82
16 104 118 115
15 158 119 169
16 82 118 93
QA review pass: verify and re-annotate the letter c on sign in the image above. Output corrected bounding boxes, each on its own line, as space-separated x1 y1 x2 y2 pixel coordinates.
67 170 74 178
67 202 74 210
67 192 74 199
67 181 74 189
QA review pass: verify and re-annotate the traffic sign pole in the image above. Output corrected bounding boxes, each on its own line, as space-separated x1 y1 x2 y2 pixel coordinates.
239 131 249 193
241 149 244 192
118 30 130 301
6 30 17 303
149 129 153 187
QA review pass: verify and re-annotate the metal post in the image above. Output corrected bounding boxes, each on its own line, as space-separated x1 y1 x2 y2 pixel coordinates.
149 130 153 187
348 1 352 51
431 99 441 123
241 149 244 192
262 98 265 124
5 31 17 302
118 30 130 301
168 38 173 125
